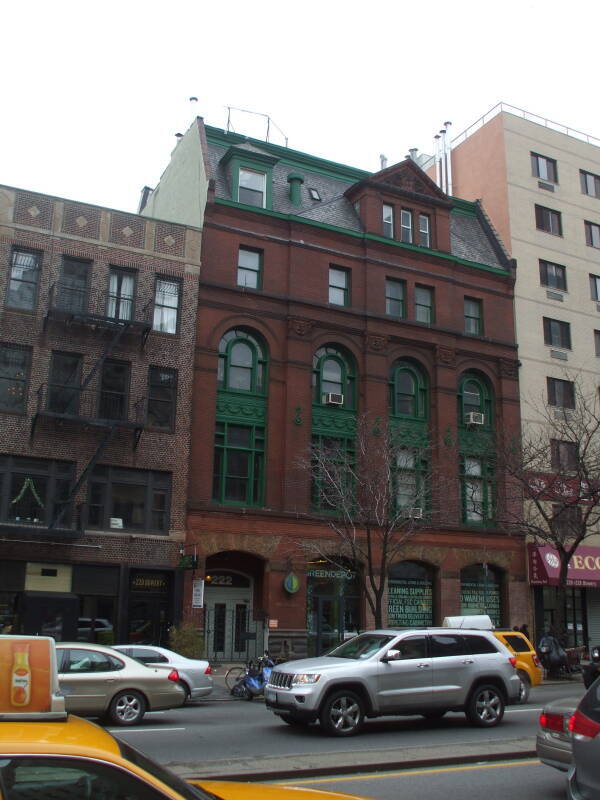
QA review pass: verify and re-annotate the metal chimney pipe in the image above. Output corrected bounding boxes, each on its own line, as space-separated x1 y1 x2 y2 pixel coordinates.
444 121 453 195
380 154 388 170
439 129 447 193
409 148 418 162
434 134 441 188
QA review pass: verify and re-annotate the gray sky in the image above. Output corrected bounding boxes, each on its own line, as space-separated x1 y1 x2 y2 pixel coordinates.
2 0 598 213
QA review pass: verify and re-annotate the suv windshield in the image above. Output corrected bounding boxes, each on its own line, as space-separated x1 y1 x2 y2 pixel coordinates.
327 634 395 659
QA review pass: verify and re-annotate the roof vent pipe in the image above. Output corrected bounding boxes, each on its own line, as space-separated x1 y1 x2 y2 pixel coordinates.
444 121 453 195
287 173 304 207
409 148 418 162
380 154 388 170
434 134 441 188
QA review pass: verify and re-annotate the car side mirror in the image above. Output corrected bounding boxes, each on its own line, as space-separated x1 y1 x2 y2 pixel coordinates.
381 649 401 662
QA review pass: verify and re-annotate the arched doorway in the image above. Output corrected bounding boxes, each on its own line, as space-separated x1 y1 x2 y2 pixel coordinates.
460 563 503 626
388 561 435 627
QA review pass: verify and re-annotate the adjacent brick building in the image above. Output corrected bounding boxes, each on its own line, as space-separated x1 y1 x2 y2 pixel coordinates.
0 185 201 644
143 119 525 661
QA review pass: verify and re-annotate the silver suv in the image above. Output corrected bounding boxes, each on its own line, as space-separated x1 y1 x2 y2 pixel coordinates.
266 628 520 736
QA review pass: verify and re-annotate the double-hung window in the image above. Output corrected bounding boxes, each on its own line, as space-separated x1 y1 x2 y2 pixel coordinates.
237 247 262 289
59 258 89 313
88 467 171 532
585 221 600 249
461 456 494 524
48 352 81 415
6 249 40 310
400 210 413 243
415 285 434 323
551 439 578 472
464 297 482 335
543 317 571 349
107 268 135 321
329 267 350 306
535 205 562 236
395 448 422 510
153 277 180 334
147 367 177 430
99 360 130 421
581 170 600 198
212 423 264 506
238 168 266 207
382 204 394 238
0 344 31 413
540 260 567 291
418 214 430 247
531 153 558 183
590 274 600 300
385 279 405 318
547 377 575 409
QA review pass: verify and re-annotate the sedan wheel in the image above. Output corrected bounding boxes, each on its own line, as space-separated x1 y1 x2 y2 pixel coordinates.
108 690 147 726
517 671 531 704
466 684 505 727
320 690 364 736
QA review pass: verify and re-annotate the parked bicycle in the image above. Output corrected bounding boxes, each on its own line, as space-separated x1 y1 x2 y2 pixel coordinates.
230 652 274 700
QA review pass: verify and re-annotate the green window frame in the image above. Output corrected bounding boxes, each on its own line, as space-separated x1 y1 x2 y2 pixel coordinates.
460 455 495 525
237 247 262 289
313 346 355 408
329 267 350 306
218 329 267 394
464 297 482 335
415 285 434 324
212 422 265 506
458 372 493 427
238 167 267 208
389 361 428 419
385 278 405 318
310 434 355 513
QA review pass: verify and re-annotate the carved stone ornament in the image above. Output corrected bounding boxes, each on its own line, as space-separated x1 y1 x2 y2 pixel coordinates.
288 317 314 337
366 334 388 353
436 346 456 366
499 358 519 379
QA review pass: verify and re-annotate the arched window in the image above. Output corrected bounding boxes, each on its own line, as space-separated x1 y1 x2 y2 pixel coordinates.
388 561 435 627
389 360 428 419
218 329 267 394
458 371 493 426
312 345 355 408
460 563 502 627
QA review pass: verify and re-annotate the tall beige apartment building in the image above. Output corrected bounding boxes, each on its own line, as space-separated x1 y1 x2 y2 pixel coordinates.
445 103 600 647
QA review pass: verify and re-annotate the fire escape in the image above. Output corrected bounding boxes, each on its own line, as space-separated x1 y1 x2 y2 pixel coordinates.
29 280 153 535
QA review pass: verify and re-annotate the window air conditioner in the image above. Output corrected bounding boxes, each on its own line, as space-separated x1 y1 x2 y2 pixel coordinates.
553 407 573 421
325 393 344 405
409 507 423 519
465 412 485 425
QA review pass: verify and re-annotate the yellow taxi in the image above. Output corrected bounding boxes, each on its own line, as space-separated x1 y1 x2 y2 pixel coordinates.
0 635 370 800
492 629 543 703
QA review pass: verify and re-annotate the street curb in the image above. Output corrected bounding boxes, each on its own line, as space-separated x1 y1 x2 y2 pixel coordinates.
168 737 538 782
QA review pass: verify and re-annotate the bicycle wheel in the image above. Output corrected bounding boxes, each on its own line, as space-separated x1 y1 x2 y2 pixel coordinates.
225 666 246 691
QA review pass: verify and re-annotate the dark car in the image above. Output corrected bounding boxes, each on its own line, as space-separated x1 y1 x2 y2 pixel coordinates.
568 676 600 798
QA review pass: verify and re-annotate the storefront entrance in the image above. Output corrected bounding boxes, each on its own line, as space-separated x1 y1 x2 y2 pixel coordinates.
204 570 265 662
127 570 173 645
306 564 360 656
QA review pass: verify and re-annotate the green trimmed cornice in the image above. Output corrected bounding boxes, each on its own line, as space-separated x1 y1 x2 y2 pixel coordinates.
312 406 357 437
216 391 267 424
219 145 279 170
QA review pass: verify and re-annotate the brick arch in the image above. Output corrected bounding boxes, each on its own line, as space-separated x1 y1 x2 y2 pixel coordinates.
310 333 363 368
198 532 281 561
388 351 435 383
206 314 280 357
455 359 499 390
455 549 513 572
390 545 446 569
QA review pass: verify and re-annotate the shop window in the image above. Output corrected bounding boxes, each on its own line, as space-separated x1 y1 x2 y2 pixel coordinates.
147 366 177 430
152 277 180 334
0 456 74 527
388 561 433 627
0 344 31 413
460 563 502 626
312 345 355 408
107 267 135 321
306 559 360 656
87 466 171 533
217 329 267 394
389 360 427 419
6 248 41 310
212 422 265 506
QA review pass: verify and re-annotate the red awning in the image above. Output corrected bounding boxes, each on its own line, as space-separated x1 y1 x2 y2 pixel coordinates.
528 543 600 588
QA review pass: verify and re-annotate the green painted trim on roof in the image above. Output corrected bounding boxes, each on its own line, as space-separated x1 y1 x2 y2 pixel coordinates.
214 198 511 276
450 197 479 216
205 125 369 183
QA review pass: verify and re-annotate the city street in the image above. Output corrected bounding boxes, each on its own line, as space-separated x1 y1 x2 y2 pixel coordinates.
106 681 584 781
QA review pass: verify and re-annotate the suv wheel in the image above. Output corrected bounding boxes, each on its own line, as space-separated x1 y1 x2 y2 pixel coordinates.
517 671 530 704
466 684 505 727
320 690 364 736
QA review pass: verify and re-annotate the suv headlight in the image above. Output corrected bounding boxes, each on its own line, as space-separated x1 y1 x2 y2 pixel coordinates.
291 673 321 685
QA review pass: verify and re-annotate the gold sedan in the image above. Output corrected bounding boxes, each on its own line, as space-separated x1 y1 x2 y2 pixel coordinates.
55 642 185 726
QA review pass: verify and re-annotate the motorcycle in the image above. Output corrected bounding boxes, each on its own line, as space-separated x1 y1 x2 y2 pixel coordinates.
231 652 275 701
537 633 568 678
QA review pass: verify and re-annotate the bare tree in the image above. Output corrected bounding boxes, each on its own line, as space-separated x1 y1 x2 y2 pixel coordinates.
497 379 600 638
297 414 441 628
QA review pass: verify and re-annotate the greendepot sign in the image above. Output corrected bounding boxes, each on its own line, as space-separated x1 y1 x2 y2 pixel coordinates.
283 572 300 594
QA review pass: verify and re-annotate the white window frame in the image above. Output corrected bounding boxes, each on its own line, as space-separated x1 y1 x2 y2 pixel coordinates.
382 204 394 238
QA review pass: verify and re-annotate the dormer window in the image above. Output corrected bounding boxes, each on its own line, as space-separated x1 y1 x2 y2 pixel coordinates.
239 168 266 207
400 210 413 243
308 188 321 201
382 204 394 238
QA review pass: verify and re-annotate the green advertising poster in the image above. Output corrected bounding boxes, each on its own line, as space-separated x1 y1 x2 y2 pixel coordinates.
387 579 433 627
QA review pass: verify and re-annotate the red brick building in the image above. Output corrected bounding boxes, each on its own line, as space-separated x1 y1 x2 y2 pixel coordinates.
0 185 201 644
142 120 525 661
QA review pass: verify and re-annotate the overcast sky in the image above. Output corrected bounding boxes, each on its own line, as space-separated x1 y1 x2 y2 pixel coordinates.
2 0 598 213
